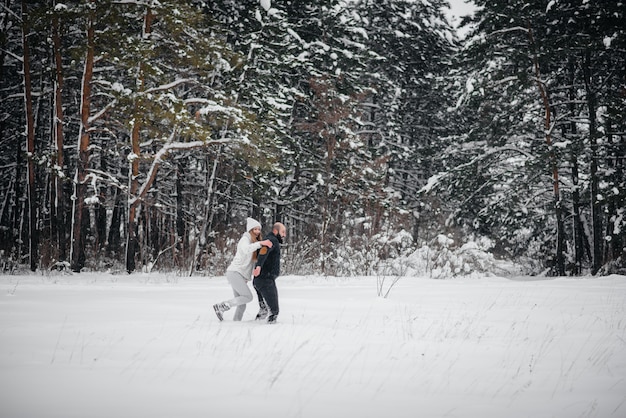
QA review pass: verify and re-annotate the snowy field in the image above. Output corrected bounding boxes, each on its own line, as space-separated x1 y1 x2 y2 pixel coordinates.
1 272 625 418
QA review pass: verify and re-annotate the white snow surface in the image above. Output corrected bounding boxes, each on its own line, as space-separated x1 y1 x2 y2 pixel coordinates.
1 272 625 418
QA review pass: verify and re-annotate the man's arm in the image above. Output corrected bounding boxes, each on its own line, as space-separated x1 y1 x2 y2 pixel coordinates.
253 236 276 276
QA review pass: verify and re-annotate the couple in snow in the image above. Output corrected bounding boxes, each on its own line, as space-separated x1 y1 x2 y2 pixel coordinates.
213 218 286 324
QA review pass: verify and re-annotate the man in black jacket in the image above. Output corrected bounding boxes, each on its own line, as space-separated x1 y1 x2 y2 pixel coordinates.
253 222 286 324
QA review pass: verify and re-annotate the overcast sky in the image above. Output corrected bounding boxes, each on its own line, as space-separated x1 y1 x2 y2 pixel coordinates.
445 0 477 37
446 0 477 20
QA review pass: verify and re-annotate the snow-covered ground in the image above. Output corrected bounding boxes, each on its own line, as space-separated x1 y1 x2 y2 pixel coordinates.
1 272 625 418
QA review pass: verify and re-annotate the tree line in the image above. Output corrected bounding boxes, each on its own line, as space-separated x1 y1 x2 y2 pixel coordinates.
442 0 625 275
1 0 624 276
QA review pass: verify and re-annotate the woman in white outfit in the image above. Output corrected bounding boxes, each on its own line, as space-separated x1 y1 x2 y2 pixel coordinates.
213 218 273 321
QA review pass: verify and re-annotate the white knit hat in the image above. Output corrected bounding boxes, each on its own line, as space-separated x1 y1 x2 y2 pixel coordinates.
246 217 261 232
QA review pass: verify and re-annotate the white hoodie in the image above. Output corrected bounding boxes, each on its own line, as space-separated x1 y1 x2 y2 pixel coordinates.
226 232 262 280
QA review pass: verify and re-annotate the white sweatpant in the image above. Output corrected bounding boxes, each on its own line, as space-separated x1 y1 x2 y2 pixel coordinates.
225 271 253 321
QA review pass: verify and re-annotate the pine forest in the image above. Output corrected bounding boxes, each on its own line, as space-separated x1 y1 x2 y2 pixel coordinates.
1 0 624 276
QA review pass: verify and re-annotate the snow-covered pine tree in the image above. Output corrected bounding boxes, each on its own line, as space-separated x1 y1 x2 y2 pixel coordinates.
353 0 458 245
204 0 385 273
97 0 265 273
434 0 626 275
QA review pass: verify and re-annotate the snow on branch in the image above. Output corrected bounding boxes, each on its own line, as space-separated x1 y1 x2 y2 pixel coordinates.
420 172 446 194
487 26 529 37
0 3 21 21
88 99 117 125
419 146 534 194
196 103 243 117
143 78 196 94
1 48 23 62
452 146 533 173
111 0 150 4
260 0 271 11
86 168 126 191
129 134 231 206
191 99 244 122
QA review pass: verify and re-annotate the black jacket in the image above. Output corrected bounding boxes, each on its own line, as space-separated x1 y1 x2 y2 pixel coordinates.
255 232 281 280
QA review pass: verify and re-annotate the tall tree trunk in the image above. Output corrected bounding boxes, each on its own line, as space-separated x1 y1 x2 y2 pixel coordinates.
614 116 625 262
51 3 66 261
107 187 123 257
583 49 603 275
189 148 221 276
569 143 585 273
149 201 158 264
603 112 621 263
71 0 95 272
95 146 107 251
126 6 153 273
13 142 24 263
613 118 626 264
175 162 185 270
126 110 141 272
528 25 565 275
22 0 37 272
95 186 107 250
567 59 586 275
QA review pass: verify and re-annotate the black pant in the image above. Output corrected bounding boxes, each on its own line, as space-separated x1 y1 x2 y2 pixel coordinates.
253 277 279 316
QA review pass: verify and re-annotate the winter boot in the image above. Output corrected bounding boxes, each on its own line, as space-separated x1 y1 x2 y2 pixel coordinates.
213 302 230 321
266 314 278 324
255 300 268 321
